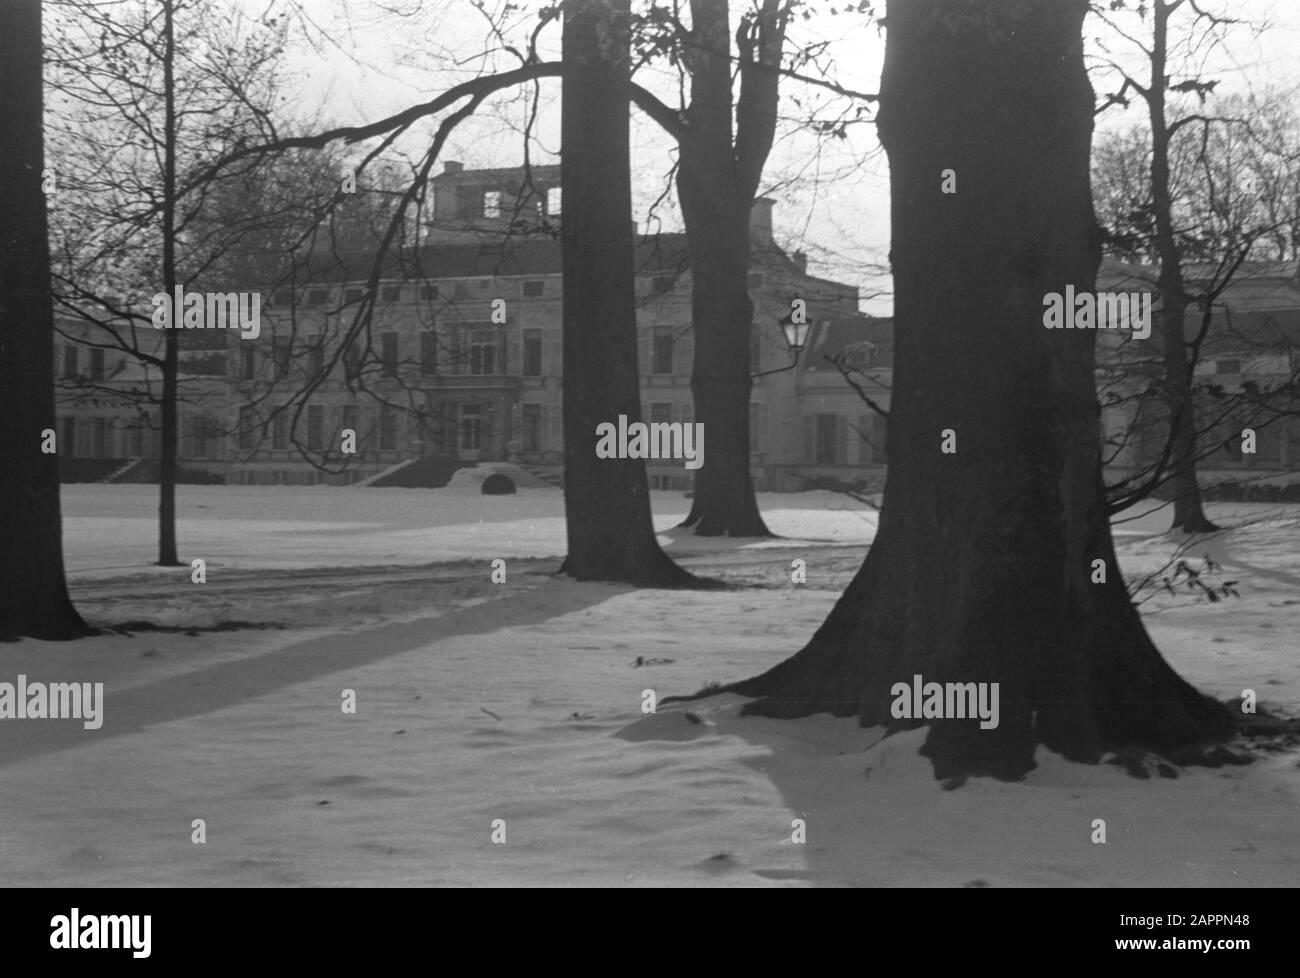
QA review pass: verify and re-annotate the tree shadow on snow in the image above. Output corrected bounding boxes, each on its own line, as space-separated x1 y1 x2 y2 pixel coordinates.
0 578 618 770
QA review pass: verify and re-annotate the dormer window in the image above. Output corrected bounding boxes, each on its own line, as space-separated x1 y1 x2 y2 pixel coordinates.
843 342 876 371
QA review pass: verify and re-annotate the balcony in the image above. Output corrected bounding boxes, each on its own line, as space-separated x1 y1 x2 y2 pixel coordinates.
427 373 522 392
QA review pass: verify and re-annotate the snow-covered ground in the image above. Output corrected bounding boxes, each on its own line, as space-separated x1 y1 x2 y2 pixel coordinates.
1 484 1296 886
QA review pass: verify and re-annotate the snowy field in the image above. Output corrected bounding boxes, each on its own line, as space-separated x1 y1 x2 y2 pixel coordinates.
2 484 1297 887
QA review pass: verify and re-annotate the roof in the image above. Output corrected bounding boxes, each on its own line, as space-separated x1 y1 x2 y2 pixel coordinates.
801 315 894 369
286 232 812 287
431 164 561 184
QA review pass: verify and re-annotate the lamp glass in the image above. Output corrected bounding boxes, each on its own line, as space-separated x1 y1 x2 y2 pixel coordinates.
781 318 811 352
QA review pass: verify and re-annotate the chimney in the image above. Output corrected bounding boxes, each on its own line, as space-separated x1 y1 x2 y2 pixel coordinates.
443 160 464 175
792 250 807 276
749 197 775 246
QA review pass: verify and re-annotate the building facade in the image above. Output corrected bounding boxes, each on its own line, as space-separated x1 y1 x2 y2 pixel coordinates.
54 171 1300 497
56 162 886 492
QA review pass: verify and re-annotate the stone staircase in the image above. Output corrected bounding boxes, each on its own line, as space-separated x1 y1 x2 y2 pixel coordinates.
356 459 561 490
102 457 144 483
355 459 418 488
458 462 561 490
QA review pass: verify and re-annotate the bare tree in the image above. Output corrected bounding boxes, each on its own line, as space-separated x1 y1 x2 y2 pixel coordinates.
46 0 289 564
726 0 1234 781
1091 0 1269 531
1093 94 1300 514
558 0 700 585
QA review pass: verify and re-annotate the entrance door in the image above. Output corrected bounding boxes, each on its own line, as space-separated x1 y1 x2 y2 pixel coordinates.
459 403 483 460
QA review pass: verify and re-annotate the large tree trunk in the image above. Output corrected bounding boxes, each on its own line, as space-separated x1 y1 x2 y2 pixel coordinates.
558 0 697 587
736 0 1232 780
677 156 771 538
677 0 775 538
0 0 91 640
1148 0 1218 534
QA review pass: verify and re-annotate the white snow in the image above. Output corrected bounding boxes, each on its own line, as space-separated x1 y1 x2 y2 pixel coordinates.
1 484 1296 886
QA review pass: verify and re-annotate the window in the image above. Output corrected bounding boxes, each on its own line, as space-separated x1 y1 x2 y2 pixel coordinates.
420 330 438 375
460 403 483 450
307 405 325 449
420 285 439 300
815 414 840 464
62 417 77 457
273 338 291 378
650 402 672 425
522 403 543 451
344 342 361 380
93 417 109 458
240 346 256 381
843 343 873 371
523 280 544 298
383 286 402 303
63 345 79 380
652 327 674 375
381 332 399 377
189 414 215 459
523 329 542 376
469 328 496 375
483 191 501 218
379 407 398 450
238 406 255 450
89 348 105 381
858 414 886 464
273 289 290 308
341 404 359 442
1217 358 1242 375
1256 424 1284 464
345 288 364 304
307 289 328 307
652 275 675 293
546 186 562 216
272 407 288 449
307 335 324 379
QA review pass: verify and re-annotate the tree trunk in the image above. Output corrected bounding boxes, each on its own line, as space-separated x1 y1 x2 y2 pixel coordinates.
158 0 181 566
736 0 1232 780
1149 0 1218 534
677 159 772 538
0 0 90 640
558 0 697 587
677 0 774 538
1159 294 1218 532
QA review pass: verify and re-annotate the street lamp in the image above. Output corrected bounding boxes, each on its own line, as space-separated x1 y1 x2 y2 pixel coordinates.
752 313 815 378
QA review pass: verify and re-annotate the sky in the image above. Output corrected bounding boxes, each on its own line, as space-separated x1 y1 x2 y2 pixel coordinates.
249 0 1300 315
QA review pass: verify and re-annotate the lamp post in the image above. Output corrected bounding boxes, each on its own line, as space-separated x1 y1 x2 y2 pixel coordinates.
752 313 814 378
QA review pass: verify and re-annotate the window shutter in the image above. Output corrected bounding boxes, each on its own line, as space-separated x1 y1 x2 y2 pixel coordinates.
803 416 816 464
858 414 872 464
836 415 848 465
